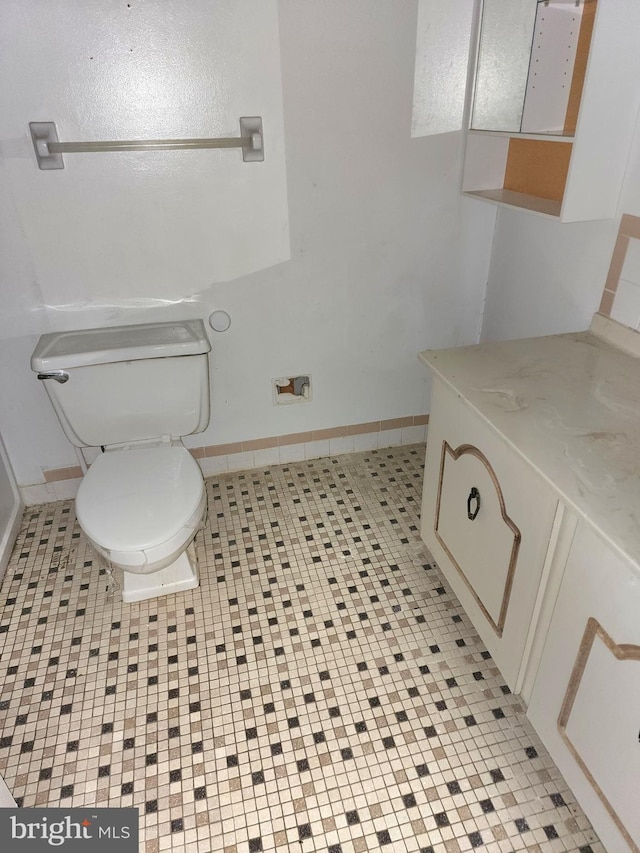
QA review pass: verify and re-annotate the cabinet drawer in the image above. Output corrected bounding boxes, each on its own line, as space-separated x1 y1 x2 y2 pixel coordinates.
421 378 558 691
528 521 640 853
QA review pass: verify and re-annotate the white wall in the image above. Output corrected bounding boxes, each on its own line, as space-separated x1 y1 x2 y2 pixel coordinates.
481 117 640 342
0 0 494 488
0 0 289 486
0 433 22 582
2 0 290 292
480 211 618 341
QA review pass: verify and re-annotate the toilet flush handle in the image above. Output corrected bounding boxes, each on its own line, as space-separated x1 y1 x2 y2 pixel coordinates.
37 370 69 384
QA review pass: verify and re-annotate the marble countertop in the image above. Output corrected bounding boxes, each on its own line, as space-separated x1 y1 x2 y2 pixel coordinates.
419 321 640 572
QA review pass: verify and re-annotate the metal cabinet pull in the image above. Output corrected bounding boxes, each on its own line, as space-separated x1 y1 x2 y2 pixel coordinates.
467 486 481 521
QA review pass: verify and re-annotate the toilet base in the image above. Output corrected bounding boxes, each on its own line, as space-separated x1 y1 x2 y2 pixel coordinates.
121 543 199 603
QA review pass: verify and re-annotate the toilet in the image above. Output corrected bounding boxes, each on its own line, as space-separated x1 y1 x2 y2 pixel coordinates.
31 319 212 603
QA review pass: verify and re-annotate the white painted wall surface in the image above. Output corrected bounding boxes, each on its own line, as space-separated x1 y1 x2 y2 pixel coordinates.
2 0 290 295
480 211 618 341
0 0 495 488
0 0 289 485
0 433 22 583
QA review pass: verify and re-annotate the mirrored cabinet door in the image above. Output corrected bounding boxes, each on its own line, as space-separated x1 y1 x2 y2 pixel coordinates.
471 0 538 133
472 0 593 136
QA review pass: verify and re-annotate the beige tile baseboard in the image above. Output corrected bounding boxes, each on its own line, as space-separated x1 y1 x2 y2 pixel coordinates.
598 213 640 320
193 414 428 459
24 415 429 506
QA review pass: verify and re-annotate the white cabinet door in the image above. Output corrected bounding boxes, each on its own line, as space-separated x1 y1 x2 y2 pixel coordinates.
411 0 475 137
421 378 558 691
528 521 640 853
436 441 520 633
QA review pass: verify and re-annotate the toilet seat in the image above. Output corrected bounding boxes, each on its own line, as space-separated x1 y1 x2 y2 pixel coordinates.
76 444 205 573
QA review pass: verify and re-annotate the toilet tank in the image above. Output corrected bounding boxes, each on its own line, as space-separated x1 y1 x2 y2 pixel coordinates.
31 320 211 448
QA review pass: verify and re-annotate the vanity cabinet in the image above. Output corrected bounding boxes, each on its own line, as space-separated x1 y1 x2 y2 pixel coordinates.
418 323 640 852
527 521 640 853
420 377 558 691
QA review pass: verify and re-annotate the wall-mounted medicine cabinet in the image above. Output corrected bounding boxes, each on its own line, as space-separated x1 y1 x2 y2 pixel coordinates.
413 0 640 221
472 0 588 136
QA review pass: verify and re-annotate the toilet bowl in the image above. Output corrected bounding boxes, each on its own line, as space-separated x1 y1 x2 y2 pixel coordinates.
30 319 212 603
76 443 206 602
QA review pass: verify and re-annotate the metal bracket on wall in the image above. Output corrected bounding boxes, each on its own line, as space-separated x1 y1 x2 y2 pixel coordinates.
29 117 264 170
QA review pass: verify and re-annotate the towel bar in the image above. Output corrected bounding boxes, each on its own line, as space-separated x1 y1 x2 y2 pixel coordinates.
29 117 264 169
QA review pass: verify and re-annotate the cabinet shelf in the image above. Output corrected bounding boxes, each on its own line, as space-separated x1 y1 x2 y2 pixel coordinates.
464 188 562 219
468 129 574 143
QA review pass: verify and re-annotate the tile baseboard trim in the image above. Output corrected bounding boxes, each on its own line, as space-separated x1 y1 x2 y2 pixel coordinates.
24 415 428 505
590 312 640 357
192 414 429 458
43 465 83 483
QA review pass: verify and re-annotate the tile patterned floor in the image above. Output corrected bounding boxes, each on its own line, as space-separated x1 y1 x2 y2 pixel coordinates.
0 445 603 853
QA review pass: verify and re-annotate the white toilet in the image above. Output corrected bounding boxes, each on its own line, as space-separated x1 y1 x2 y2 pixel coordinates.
31 319 211 603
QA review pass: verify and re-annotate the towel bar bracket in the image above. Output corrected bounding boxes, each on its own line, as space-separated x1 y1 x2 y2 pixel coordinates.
29 118 264 170
29 122 64 170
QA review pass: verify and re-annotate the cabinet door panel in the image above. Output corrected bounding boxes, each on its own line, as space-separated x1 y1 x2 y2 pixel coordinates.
436 442 519 633
560 621 640 847
528 522 640 853
421 379 558 690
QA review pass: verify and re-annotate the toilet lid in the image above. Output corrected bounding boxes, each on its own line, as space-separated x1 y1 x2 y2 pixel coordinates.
76 445 204 552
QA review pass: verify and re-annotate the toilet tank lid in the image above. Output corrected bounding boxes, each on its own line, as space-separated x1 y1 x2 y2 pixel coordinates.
31 319 211 371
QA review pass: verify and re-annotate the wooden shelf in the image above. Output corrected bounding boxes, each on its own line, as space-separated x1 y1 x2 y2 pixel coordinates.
464 189 562 219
